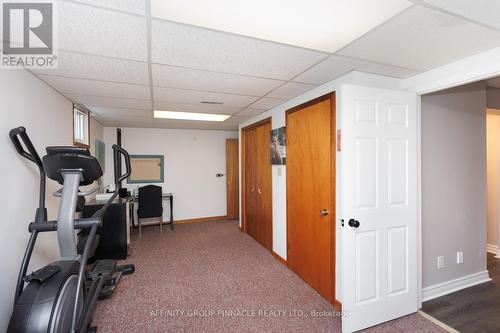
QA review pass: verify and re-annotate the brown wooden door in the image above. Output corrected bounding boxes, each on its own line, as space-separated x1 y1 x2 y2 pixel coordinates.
287 94 335 302
243 120 273 251
256 122 273 250
245 128 257 238
226 139 239 219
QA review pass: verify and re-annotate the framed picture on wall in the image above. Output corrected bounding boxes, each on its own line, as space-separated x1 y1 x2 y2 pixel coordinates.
271 127 286 165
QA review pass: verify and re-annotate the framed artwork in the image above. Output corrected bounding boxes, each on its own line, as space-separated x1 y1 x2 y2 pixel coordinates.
271 127 286 165
127 155 164 184
94 139 105 171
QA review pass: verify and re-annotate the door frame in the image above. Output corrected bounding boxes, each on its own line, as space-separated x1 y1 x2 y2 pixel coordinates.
241 117 273 246
226 138 239 220
285 92 339 308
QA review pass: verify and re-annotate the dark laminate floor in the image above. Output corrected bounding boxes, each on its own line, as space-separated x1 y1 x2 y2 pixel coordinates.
422 253 500 333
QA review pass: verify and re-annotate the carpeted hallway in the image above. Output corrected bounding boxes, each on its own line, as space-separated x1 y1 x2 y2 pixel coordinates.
93 220 444 332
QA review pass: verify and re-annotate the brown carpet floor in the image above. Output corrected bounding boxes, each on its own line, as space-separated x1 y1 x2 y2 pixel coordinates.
93 220 444 332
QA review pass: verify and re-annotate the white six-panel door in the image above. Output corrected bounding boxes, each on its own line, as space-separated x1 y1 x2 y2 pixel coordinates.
341 84 418 332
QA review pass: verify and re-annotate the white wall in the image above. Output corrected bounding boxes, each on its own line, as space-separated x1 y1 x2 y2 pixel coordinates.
421 82 488 288
0 70 73 332
102 127 238 221
487 110 500 253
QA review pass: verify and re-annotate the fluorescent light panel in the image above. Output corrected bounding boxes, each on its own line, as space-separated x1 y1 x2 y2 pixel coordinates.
154 110 231 121
150 0 412 53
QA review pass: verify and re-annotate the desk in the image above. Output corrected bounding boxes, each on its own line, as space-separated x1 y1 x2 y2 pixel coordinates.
128 193 173 230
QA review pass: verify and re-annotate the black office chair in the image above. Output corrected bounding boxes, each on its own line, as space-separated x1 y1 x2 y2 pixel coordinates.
137 185 163 236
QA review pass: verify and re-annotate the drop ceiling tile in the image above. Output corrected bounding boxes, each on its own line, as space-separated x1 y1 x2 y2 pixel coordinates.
151 20 327 80
33 51 149 84
249 97 285 110
152 64 283 96
38 75 150 99
294 55 417 85
100 119 154 128
267 82 316 100
59 1 147 61
154 101 241 115
151 118 232 131
154 87 258 108
89 107 152 118
238 108 266 118
225 115 252 123
151 0 412 53
65 94 152 109
66 0 146 15
337 6 500 71
418 0 500 30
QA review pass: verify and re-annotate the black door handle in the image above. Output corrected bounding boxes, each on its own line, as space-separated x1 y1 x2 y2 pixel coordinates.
348 219 360 228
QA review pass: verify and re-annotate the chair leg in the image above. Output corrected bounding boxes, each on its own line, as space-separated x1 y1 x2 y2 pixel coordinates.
160 217 162 234
139 218 142 237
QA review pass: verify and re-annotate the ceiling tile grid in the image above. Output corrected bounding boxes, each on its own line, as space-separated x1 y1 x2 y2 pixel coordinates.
151 19 329 80
153 86 259 108
33 51 150 84
152 64 284 96
26 0 500 130
39 75 151 100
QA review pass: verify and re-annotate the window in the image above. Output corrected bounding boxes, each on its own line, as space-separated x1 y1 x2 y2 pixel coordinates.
73 104 90 147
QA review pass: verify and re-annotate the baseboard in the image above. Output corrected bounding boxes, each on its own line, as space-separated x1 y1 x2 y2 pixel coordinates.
487 243 500 258
272 251 287 266
422 270 491 302
333 299 342 311
174 215 228 224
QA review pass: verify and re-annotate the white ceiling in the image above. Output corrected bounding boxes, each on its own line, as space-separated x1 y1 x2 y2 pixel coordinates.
28 0 500 131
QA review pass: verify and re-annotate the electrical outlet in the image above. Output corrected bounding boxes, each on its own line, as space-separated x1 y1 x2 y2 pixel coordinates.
457 251 464 264
437 256 444 269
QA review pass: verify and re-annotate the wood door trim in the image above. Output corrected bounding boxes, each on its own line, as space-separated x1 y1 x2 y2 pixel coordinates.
285 92 336 305
241 117 272 131
241 117 272 236
226 139 239 219
272 251 287 266
286 93 334 115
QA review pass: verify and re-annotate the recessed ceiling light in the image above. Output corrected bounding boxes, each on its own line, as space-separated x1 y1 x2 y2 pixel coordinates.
154 110 231 122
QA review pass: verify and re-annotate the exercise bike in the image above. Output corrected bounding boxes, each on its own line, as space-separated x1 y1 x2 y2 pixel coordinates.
8 126 135 333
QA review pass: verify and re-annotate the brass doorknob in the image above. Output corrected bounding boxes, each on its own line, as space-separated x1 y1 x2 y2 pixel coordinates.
320 209 329 216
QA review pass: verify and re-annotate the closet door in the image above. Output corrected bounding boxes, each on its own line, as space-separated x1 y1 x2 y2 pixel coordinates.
256 122 273 250
245 128 257 240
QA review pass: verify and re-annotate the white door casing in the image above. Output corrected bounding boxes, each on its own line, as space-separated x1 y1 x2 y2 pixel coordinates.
341 84 418 332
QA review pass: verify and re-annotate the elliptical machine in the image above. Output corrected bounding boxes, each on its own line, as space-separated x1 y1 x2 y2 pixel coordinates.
8 126 134 333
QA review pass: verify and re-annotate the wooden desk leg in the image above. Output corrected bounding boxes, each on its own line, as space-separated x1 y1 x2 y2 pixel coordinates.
170 196 174 230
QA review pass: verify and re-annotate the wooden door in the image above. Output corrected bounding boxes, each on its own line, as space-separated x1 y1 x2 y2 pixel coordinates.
287 94 335 302
226 139 239 219
244 128 257 238
256 122 273 250
242 119 273 251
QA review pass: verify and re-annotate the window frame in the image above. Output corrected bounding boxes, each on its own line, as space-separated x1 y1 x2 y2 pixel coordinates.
73 104 90 148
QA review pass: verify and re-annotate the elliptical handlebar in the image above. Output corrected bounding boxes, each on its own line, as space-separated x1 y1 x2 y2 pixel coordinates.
112 144 131 184
9 126 46 210
9 126 43 167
